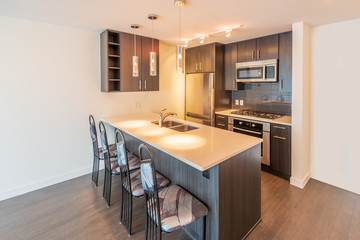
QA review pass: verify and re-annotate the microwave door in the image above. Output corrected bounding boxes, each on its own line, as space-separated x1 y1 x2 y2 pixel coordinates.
237 66 263 82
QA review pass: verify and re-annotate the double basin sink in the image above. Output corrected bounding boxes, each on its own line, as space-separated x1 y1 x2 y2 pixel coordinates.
151 120 199 132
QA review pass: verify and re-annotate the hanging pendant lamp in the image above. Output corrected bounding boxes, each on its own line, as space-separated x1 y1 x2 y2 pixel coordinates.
148 14 158 76
174 0 185 74
131 24 140 77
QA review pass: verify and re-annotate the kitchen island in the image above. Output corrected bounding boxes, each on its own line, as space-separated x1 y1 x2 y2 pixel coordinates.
102 112 262 240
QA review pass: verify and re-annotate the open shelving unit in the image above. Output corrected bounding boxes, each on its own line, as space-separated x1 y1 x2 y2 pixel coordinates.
101 30 121 92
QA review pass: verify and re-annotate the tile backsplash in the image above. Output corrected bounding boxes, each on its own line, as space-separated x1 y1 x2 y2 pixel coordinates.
231 82 292 116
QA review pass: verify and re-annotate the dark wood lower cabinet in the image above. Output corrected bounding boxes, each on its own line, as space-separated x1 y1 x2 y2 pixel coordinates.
270 124 291 179
215 114 228 129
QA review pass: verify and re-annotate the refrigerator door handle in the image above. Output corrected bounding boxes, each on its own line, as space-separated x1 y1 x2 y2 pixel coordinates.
209 73 215 119
186 112 211 120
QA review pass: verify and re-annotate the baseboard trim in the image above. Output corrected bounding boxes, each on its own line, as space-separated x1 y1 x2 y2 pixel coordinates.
0 166 93 201
290 170 311 189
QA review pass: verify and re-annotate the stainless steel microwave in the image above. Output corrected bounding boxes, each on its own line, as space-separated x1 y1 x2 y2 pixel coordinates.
236 59 278 83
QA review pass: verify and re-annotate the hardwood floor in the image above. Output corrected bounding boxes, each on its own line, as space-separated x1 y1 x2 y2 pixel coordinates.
0 171 359 240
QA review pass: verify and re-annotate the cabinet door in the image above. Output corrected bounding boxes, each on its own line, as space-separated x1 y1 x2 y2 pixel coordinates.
120 32 142 91
270 124 291 177
197 44 215 72
185 47 198 73
237 39 256 62
141 36 159 91
256 34 279 60
278 32 292 92
215 114 228 129
224 43 238 90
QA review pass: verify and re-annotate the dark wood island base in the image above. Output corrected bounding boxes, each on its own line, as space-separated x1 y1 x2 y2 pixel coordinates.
123 132 261 240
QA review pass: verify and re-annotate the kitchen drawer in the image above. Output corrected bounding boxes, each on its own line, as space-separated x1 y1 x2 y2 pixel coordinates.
271 124 291 138
215 115 228 130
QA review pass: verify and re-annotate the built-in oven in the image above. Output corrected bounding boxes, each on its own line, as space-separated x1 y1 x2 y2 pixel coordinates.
228 117 270 166
236 59 277 83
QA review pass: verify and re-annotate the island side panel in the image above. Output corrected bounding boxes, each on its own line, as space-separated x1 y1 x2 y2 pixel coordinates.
218 144 261 240
122 131 220 240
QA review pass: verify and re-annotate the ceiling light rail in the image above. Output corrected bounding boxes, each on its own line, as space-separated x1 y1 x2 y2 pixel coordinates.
186 25 242 45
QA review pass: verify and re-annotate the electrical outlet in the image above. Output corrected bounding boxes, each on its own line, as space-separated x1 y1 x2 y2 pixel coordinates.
134 102 141 108
240 100 244 106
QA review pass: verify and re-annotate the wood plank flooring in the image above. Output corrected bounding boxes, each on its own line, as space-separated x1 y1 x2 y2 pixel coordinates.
0 171 359 240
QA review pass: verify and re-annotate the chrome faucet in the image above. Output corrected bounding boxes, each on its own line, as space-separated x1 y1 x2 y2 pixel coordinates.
158 108 177 127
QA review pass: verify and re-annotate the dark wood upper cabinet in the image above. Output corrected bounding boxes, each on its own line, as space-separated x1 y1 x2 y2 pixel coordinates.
101 29 159 92
278 32 292 92
256 34 279 60
120 32 142 92
237 39 257 62
237 35 279 63
197 44 215 72
141 36 159 91
270 124 291 179
185 43 215 73
224 43 238 90
185 47 197 73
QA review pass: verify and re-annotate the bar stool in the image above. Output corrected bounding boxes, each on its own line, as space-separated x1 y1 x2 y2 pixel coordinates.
89 115 117 187
116 129 170 236
138 144 208 240
98 121 140 206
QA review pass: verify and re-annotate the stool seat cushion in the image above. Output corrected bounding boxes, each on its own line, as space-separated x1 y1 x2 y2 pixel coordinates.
154 185 208 233
111 152 140 175
99 143 117 160
130 170 170 197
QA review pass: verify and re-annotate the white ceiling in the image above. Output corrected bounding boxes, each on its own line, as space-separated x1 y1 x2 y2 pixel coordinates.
0 0 359 46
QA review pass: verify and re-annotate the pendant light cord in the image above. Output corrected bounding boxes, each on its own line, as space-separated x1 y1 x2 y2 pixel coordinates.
134 34 136 56
152 19 154 51
178 6 181 45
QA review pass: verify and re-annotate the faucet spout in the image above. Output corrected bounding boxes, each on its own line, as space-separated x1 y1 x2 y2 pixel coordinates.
158 109 177 127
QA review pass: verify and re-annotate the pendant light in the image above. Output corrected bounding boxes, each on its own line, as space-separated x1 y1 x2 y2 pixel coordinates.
131 24 140 77
148 14 158 76
174 0 186 74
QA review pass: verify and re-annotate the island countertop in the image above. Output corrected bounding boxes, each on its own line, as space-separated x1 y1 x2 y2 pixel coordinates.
102 112 262 171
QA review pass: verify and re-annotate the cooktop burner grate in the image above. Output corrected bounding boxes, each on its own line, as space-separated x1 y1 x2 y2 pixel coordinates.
230 110 283 119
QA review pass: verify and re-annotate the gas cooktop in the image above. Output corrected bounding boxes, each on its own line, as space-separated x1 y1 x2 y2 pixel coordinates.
230 110 283 120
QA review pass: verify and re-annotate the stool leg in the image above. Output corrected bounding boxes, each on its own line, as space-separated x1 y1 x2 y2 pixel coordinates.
203 216 206 240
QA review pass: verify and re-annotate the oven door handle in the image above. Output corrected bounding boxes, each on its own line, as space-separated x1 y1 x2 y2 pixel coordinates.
233 127 262 135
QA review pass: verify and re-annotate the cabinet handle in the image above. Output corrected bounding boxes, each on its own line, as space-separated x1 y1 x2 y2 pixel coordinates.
144 80 147 90
217 123 226 127
199 62 202 70
258 49 260 59
139 80 142 90
280 79 283 89
273 126 286 130
217 115 226 119
252 50 255 60
196 63 198 71
274 136 286 140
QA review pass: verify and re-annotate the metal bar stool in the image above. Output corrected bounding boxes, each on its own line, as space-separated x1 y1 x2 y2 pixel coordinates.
138 144 208 240
116 129 170 236
98 121 134 206
89 115 117 187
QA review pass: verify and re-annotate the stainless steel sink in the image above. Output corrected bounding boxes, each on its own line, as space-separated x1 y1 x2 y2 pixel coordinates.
170 125 199 132
151 120 199 132
151 120 183 128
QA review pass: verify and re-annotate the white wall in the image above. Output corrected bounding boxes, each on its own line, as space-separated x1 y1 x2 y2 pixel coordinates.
290 22 312 188
310 19 360 194
0 15 184 201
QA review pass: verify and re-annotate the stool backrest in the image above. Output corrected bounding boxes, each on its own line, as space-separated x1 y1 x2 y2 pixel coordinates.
138 144 162 239
99 121 111 172
89 115 99 159
115 129 131 191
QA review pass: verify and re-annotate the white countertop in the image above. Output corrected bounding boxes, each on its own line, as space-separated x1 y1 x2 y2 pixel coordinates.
216 109 292 126
102 112 262 171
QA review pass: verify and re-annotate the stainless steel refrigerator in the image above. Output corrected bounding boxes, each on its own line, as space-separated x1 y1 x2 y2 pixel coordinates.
185 73 215 126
